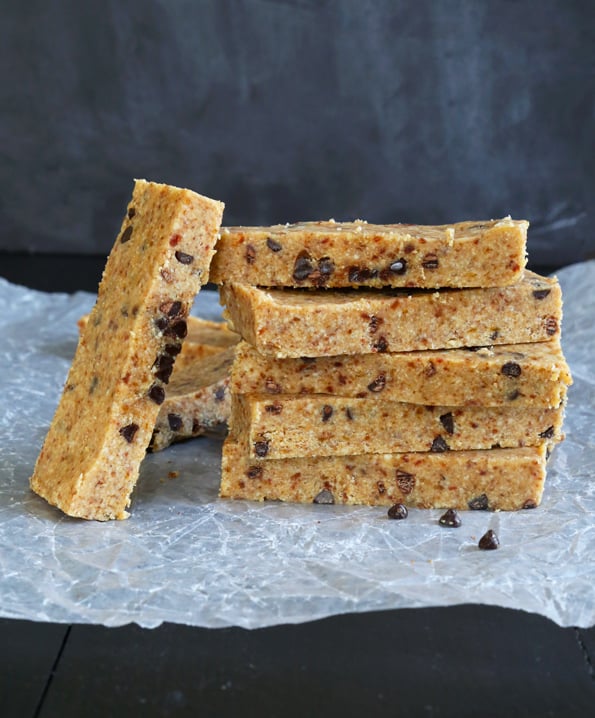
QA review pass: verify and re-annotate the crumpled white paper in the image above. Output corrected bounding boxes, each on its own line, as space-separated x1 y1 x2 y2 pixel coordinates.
0 262 594 629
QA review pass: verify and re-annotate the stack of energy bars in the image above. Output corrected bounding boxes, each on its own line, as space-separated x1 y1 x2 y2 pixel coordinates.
211 218 572 511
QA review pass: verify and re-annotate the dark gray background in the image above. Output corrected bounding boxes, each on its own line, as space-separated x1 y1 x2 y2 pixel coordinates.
1 0 594 268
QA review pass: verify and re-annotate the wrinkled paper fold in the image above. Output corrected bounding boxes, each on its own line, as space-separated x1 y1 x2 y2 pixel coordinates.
0 262 594 629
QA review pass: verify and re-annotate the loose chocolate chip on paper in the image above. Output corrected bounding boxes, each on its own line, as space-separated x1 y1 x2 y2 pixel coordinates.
539 426 555 439
120 226 133 244
148 384 166 405
439 508 462 527
396 469 416 495
367 373 386 392
532 288 551 300
119 423 139 443
439 412 455 435
478 529 500 550
431 436 450 452
293 251 315 281
167 414 183 431
313 489 335 504
266 237 283 252
468 493 489 511
501 362 522 377
254 440 270 457
421 253 439 269
175 251 194 265
388 503 408 520
321 404 333 422
389 258 407 275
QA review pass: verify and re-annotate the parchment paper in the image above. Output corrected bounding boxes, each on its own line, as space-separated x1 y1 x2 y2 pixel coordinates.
0 262 594 629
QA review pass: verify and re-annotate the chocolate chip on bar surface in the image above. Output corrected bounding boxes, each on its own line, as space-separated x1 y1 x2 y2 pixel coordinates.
30 180 224 520
220 271 562 358
210 218 528 289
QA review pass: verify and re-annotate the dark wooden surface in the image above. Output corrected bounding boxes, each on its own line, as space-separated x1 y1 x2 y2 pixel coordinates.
1 255 594 717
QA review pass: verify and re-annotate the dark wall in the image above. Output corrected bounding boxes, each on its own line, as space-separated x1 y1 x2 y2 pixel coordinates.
1 0 594 267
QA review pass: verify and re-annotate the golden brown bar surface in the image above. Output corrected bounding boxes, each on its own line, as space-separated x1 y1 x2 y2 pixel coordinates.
220 271 561 357
220 439 549 511
233 392 564 460
209 218 528 288
229 339 570 408
30 180 224 520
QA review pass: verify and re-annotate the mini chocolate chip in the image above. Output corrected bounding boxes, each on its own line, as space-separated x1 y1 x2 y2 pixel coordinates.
388 503 408 520
422 253 439 269
192 419 202 434
468 494 489 511
127 207 136 219
254 440 270 457
425 361 437 377
345 407 354 420
160 268 174 283
266 237 282 252
318 257 335 276
164 343 182 356
245 244 256 264
368 315 382 334
348 266 376 283
247 466 263 479
507 389 520 401
532 288 551 300
396 469 416 495
490 330 500 341
439 412 455 435
160 300 183 317
373 336 389 352
501 361 522 377
175 250 194 265
439 508 462 527
431 436 450 452
313 489 335 504
265 402 283 415
523 499 537 509
154 361 174 384
545 317 558 336
120 226 133 244
377 481 386 494
367 373 386 392
148 384 165 405
321 404 333 422
478 529 499 550
546 446 552 460
154 317 169 333
214 386 226 401
119 423 139 443
389 258 407 275
165 320 188 339
168 414 183 431
293 251 315 281
265 377 282 393
539 426 555 439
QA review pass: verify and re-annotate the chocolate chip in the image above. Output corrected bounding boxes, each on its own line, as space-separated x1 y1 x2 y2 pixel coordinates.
490 330 500 341
507 390 520 401
313 489 335 504
532 288 551 300
422 253 439 269
389 258 407 275
247 466 263 479
468 494 489 511
501 362 522 377
214 386 226 401
348 266 377 283
265 377 282 394
127 207 136 219
396 469 416 494
372 336 388 353
424 361 437 378
367 373 386 392
439 412 455 435
254 440 270 457
376 481 386 494
119 423 139 443
154 317 169 333
153 354 175 383
265 402 283 415
439 508 462 527
321 405 333 422
293 251 315 281
431 436 450 452
266 238 282 252
167 413 183 431
165 320 188 339
318 257 335 277
245 244 256 264
388 503 408 520
539 426 555 439
192 419 202 434
148 384 165 404
345 407 354 421
478 529 499 550
368 315 382 334
175 251 194 265
89 375 99 394
120 226 133 244
545 317 558 336
523 499 537 509
160 268 174 283
164 343 182 356
160 300 183 318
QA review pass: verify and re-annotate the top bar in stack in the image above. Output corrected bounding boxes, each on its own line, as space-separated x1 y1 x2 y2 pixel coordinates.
209 217 528 289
